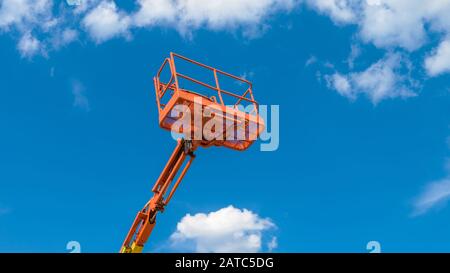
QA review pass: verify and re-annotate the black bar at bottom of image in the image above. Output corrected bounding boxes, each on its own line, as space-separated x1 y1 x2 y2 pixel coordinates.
0 253 448 272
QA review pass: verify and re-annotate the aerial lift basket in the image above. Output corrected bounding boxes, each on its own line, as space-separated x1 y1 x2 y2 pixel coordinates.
120 53 265 253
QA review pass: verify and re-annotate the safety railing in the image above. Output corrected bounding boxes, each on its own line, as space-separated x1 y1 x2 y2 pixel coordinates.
154 52 259 115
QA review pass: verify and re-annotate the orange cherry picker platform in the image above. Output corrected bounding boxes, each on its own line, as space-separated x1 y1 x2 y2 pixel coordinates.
120 53 265 253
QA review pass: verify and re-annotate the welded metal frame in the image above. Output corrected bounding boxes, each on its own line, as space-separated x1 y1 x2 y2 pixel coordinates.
154 52 259 115
120 139 195 253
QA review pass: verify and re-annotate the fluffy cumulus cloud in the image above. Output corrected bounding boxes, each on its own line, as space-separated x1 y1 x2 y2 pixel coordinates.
170 206 276 253
424 38 450 77
0 0 54 57
133 0 176 27
304 0 450 101
173 0 295 36
0 0 297 55
17 32 41 57
326 53 417 103
0 0 51 29
124 0 296 37
0 0 85 57
359 0 427 51
82 1 131 43
306 0 357 24
306 0 450 52
1 0 450 102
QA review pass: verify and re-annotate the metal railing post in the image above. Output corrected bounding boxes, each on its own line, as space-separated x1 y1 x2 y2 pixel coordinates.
213 69 224 105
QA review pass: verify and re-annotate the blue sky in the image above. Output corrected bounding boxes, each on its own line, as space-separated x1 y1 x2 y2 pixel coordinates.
1 0 450 253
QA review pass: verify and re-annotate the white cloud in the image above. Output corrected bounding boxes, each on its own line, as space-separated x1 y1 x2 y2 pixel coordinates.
71 80 90 111
0 0 52 30
425 38 450 77
306 0 357 24
350 53 416 103
359 0 427 51
413 156 450 216
132 0 296 37
73 0 97 14
326 73 352 98
267 236 278 252
17 32 41 57
78 0 298 43
177 0 295 34
1 0 450 83
413 177 450 216
326 53 417 103
2 0 296 38
82 1 131 43
307 0 450 77
61 28 78 44
305 55 318 67
307 0 450 51
133 0 176 27
170 205 276 253
347 44 361 69
52 28 79 49
0 0 80 56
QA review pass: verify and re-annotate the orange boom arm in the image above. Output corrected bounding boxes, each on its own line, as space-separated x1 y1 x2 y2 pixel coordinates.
120 53 265 253
120 139 196 253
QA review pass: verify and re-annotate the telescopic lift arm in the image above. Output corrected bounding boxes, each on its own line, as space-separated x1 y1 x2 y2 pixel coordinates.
120 139 196 253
